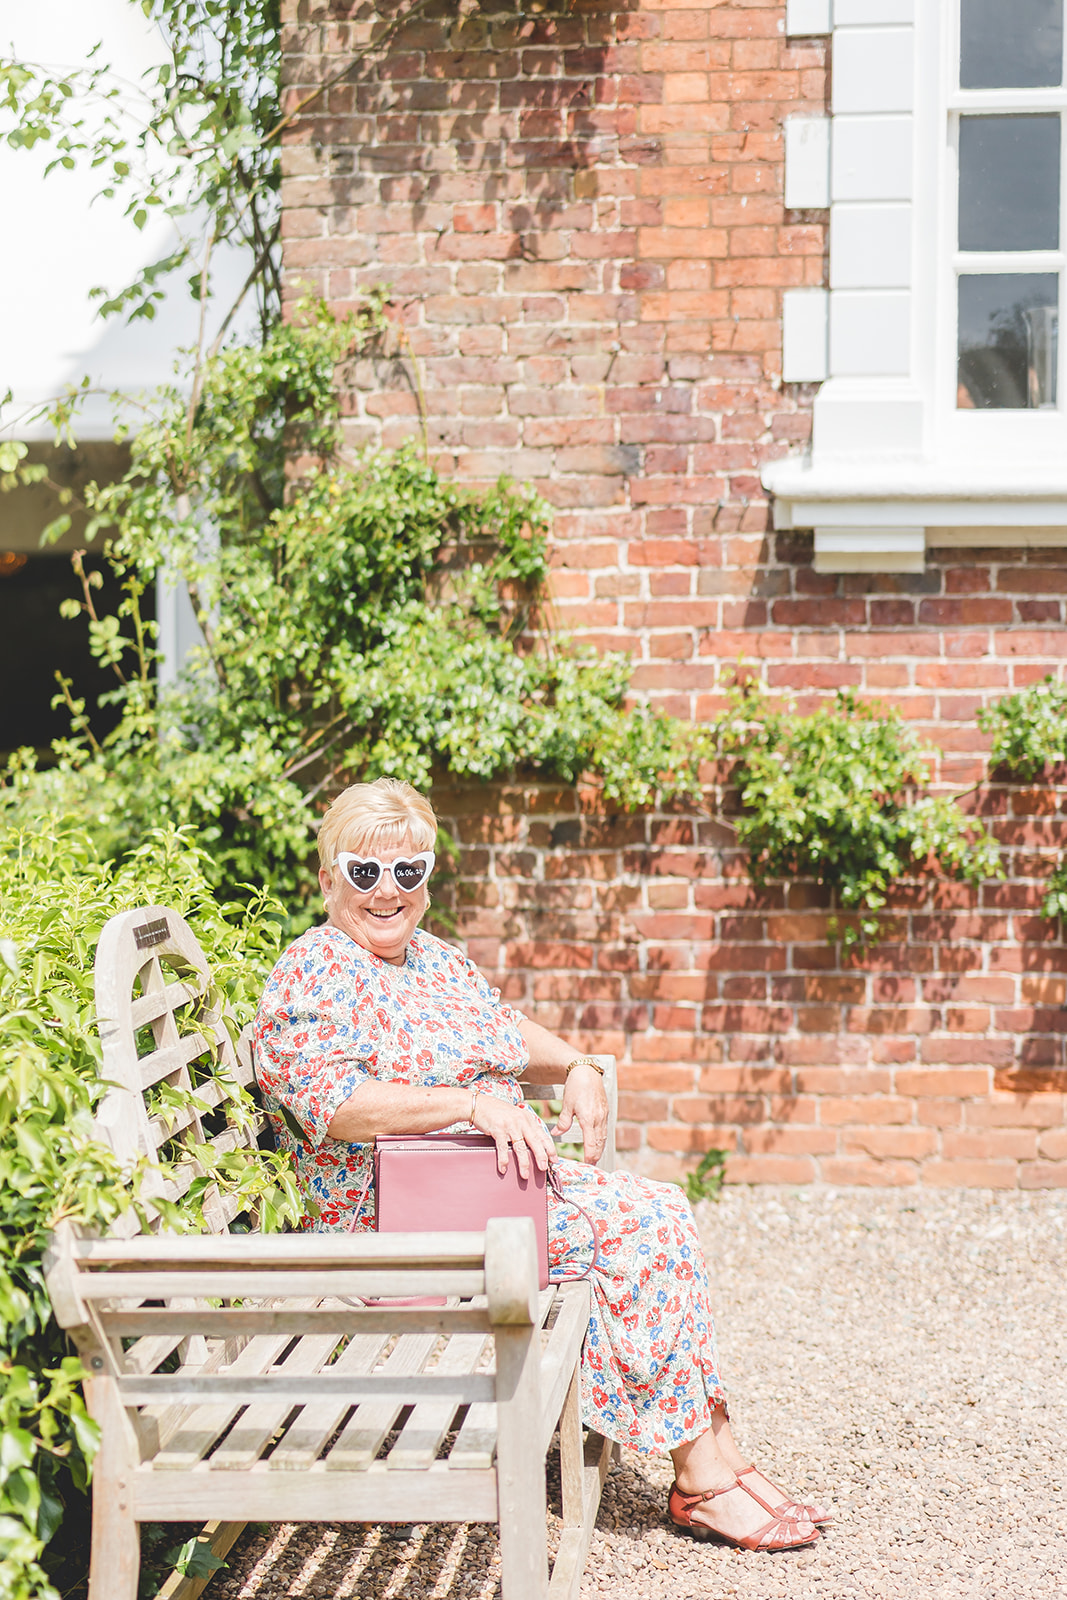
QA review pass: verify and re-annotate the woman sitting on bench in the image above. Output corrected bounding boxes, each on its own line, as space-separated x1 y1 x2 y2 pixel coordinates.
253 778 828 1554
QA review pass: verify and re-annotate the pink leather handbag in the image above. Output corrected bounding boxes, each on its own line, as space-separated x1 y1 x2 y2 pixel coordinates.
349 1132 550 1287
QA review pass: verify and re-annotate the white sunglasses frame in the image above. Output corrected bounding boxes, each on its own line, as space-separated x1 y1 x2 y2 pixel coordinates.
333 850 436 895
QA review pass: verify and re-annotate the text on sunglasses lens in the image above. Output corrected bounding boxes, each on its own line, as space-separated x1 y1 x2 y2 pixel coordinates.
335 852 435 894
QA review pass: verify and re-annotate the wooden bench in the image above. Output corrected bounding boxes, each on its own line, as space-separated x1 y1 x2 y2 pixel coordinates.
44 905 618 1600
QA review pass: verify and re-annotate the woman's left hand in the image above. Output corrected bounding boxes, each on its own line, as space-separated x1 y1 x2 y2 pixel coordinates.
554 1063 609 1164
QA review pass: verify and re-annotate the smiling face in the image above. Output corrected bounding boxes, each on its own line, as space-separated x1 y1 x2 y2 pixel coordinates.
319 832 429 965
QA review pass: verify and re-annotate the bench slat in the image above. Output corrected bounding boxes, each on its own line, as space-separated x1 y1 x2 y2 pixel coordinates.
261 1333 389 1473
130 1462 500 1524
107 1307 491 1339
147 1314 313 1465
74 1233 488 1267
322 1333 437 1472
537 1283 593 1458
386 1333 490 1472
137 1033 214 1090
129 981 201 1030
446 1397 497 1471
445 1285 554 1472
122 1373 497 1406
122 1332 189 1376
86 1270 486 1301
204 1329 344 1471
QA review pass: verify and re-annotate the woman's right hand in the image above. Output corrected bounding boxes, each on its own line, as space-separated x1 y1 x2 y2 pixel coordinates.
471 1092 557 1179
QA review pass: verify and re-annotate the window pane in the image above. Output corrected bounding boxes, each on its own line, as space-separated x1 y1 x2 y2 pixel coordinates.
958 115 1060 251
961 0 1063 89
958 273 1058 407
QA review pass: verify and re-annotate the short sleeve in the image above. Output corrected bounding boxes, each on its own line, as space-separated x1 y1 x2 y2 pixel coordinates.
454 950 529 1035
253 937 375 1144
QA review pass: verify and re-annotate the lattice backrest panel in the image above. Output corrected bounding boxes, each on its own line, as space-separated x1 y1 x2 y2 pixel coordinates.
93 906 263 1234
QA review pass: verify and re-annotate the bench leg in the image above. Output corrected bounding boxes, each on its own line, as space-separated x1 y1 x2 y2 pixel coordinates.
559 1368 584 1529
85 1378 141 1600
549 1370 615 1600
496 1323 549 1600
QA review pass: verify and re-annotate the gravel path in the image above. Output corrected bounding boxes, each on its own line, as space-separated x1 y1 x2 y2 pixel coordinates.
214 1187 1067 1600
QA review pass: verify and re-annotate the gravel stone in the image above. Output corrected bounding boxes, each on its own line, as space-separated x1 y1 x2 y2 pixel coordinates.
215 1186 1067 1599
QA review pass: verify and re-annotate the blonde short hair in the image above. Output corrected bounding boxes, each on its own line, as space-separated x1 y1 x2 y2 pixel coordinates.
317 778 437 873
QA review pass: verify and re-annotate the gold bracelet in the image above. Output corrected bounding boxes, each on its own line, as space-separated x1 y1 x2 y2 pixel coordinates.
564 1056 604 1077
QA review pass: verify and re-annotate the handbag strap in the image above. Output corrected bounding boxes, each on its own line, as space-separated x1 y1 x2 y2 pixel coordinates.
345 1162 375 1234
547 1165 602 1283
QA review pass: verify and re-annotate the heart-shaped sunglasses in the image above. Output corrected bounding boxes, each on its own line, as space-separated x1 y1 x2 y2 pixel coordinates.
334 850 435 895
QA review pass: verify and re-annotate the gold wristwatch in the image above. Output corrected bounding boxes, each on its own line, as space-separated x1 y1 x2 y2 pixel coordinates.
564 1055 604 1076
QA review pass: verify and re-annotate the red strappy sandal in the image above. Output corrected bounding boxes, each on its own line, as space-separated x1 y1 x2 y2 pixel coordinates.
668 1477 821 1552
735 1464 833 1526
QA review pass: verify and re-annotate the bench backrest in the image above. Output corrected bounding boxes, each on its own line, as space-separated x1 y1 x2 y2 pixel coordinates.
93 905 262 1237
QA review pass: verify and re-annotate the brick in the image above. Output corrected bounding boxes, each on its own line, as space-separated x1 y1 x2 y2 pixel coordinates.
896 1069 990 1097
1039 1128 1067 1159
744 1125 837 1155
819 1159 919 1187
922 1161 1018 1188
794 1068 893 1095
942 1130 1038 1160
724 1155 817 1185
698 1066 794 1093
995 1067 1067 1093
917 1098 964 1128
646 1124 740 1154
819 1097 915 1126
675 1094 766 1125
843 1128 938 1160
966 1094 1066 1127
1020 1161 1067 1187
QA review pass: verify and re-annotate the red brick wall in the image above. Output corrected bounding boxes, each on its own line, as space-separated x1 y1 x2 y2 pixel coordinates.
280 0 1067 1186
431 775 1067 1190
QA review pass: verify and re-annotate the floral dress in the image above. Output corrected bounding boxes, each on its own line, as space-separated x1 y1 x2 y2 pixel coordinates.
253 923 727 1453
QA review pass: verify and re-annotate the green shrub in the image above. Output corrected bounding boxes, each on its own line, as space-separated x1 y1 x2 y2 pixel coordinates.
979 678 1067 918
0 818 297 1600
2 306 702 925
978 676 1067 780
717 684 1002 944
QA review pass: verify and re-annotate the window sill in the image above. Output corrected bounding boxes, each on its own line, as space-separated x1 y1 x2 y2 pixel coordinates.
762 454 1067 572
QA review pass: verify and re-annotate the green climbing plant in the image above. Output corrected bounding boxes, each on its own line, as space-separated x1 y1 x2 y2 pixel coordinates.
979 677 1067 918
1 302 703 924
714 682 1003 945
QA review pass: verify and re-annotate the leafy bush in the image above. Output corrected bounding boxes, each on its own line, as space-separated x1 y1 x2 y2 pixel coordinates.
979 678 1067 918
1 305 701 925
717 684 1002 944
978 676 1067 779
0 819 296 1600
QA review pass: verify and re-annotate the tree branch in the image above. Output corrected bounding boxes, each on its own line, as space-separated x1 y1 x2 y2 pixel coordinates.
206 219 281 362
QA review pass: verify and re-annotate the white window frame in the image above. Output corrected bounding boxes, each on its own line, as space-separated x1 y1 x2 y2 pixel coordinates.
936 1 1067 461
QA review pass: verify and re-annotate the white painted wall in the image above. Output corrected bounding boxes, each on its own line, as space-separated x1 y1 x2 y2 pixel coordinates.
782 290 829 382
784 117 831 208
786 0 832 36
0 0 254 440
